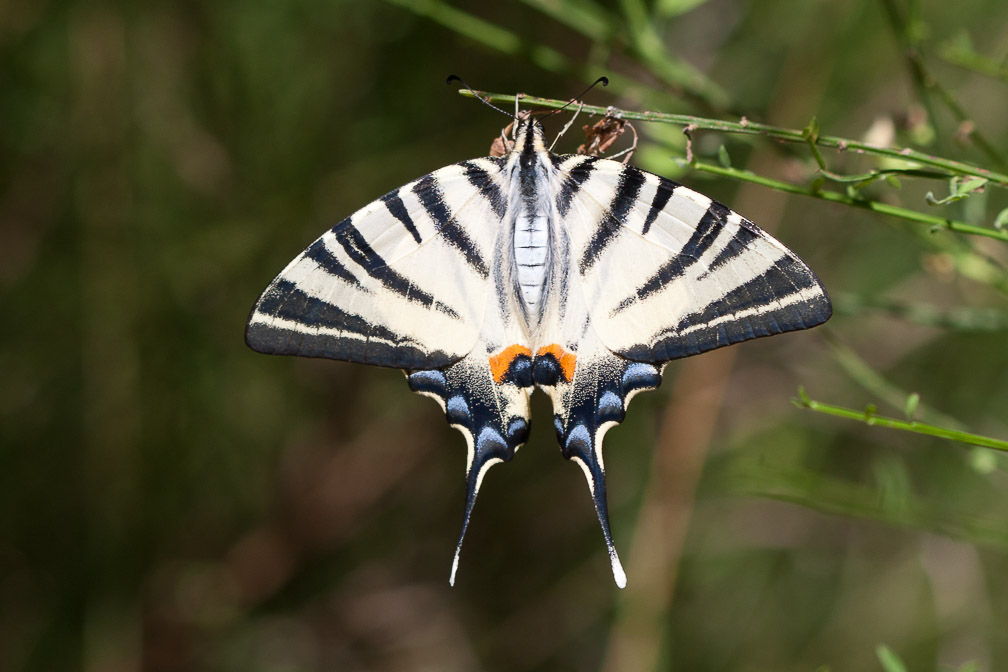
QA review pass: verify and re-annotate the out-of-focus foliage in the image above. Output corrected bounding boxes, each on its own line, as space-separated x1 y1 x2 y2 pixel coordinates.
2 0 1008 670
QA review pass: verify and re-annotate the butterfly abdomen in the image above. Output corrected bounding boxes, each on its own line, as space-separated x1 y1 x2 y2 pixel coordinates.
513 211 551 311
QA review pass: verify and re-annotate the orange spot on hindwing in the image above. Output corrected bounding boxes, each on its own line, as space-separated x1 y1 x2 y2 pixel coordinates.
535 344 577 384
489 345 533 385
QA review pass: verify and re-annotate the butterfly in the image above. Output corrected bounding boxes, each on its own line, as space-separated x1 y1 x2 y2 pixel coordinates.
245 100 832 588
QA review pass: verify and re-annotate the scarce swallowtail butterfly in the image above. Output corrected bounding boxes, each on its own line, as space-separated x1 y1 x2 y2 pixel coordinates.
246 92 832 588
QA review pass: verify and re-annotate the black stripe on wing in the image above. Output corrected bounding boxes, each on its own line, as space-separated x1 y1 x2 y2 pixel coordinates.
620 256 832 361
641 177 678 235
413 174 490 278
555 156 598 217
332 221 461 319
381 191 422 244
304 238 369 291
699 219 760 276
255 280 398 338
579 165 647 274
462 160 506 219
246 280 457 368
610 200 729 316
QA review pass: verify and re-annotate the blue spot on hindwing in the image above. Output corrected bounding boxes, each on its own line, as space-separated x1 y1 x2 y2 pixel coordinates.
564 424 592 459
621 362 661 392
507 418 530 445
445 394 471 425
476 426 508 459
598 391 624 422
533 355 561 386
407 369 447 396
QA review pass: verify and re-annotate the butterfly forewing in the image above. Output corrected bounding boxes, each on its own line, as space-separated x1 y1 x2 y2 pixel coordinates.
246 160 506 369
554 157 831 361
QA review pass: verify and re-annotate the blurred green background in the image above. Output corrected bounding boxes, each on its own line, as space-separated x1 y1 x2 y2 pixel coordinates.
3 0 1008 670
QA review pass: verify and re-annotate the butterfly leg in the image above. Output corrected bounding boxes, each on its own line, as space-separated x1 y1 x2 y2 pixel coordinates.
407 350 532 586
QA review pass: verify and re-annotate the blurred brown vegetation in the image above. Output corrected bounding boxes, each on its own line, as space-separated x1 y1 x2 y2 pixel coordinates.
2 1 1008 670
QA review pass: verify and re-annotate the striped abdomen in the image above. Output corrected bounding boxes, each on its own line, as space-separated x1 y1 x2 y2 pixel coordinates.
513 211 550 312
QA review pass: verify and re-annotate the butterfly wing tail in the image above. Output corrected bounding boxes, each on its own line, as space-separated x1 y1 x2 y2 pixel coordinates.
450 429 508 586
408 356 531 586
549 352 664 589
561 425 627 588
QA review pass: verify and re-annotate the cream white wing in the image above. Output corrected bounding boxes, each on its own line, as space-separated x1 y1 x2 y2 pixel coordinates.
552 156 832 362
246 158 507 370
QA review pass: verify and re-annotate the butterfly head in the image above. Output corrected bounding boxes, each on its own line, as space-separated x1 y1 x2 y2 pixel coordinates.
510 113 548 157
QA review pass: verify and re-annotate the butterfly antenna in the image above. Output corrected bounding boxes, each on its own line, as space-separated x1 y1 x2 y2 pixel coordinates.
447 74 514 120
542 76 609 120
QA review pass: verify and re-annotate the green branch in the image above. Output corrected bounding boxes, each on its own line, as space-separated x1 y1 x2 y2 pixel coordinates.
519 0 733 110
823 335 965 430
879 0 1006 169
386 0 574 75
458 90 1008 188
386 0 732 111
689 160 1008 243
616 0 731 111
832 293 1008 331
940 34 1008 81
793 388 1008 452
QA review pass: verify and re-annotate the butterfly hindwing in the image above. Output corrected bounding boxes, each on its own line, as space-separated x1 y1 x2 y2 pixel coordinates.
246 158 506 370
408 350 532 585
533 328 663 589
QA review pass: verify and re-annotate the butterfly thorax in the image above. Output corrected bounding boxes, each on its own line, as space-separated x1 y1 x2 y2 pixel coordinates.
505 119 556 326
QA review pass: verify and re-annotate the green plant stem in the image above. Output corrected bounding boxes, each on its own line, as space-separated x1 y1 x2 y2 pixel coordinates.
459 90 1008 188
518 0 614 43
832 292 1008 331
823 334 965 430
690 160 1008 243
879 0 1006 169
386 0 573 75
617 0 731 111
388 0 731 112
940 38 1008 81
794 389 1008 452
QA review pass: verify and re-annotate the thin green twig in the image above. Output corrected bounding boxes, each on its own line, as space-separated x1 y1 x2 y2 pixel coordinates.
459 90 1008 188
832 292 1008 331
823 334 965 430
387 0 732 112
617 0 731 111
940 35 1008 81
518 0 614 43
385 0 573 75
690 160 1008 243
793 388 1008 452
897 221 1008 296
879 0 1007 169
